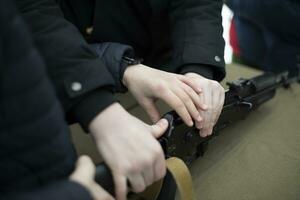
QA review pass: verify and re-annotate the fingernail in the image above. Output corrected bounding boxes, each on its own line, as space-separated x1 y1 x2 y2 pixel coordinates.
189 120 194 127
159 119 168 126
202 104 208 110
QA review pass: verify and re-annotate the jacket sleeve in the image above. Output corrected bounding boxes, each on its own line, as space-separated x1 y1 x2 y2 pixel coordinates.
91 42 136 93
15 0 117 131
4 181 93 200
168 0 226 81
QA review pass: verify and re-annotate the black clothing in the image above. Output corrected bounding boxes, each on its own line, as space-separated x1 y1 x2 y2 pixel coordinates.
58 0 226 81
227 0 300 75
91 42 136 93
15 0 225 131
3 181 91 200
15 0 128 131
0 1 91 199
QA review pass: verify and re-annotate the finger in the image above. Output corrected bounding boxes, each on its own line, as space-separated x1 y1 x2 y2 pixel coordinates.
195 94 206 130
216 87 225 123
198 90 213 137
142 165 155 187
179 82 208 111
72 155 95 180
150 118 169 138
139 98 161 123
160 90 193 126
203 89 215 136
212 89 224 124
127 173 146 193
200 127 213 137
113 173 127 200
177 75 202 93
92 183 115 200
173 86 202 123
153 146 167 181
195 113 204 130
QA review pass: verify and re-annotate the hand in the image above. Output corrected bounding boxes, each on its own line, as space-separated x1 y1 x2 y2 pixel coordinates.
89 103 168 200
123 64 207 127
183 73 225 137
70 156 114 200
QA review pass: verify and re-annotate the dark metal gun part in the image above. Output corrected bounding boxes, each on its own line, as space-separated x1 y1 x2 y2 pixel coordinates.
95 164 114 195
94 71 300 196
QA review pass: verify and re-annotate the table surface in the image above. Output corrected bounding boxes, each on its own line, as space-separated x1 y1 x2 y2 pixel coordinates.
70 64 300 200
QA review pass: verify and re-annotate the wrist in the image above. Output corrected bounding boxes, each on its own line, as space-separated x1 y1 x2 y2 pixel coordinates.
122 64 141 88
88 102 125 139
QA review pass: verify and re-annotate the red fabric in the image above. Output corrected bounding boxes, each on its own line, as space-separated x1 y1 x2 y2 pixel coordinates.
229 19 241 57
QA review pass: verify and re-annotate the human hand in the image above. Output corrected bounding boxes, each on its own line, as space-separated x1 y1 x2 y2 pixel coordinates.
122 64 207 127
183 73 225 137
89 103 168 200
70 155 114 200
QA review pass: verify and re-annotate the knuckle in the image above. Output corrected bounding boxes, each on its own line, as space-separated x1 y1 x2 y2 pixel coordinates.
211 80 219 87
151 144 163 158
119 162 131 173
154 81 167 93
206 105 212 111
177 74 185 79
142 157 154 168
220 85 225 92
123 162 140 174
195 122 203 129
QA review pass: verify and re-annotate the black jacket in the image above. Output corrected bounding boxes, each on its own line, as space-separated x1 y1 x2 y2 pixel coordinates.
16 0 225 131
15 0 124 131
0 1 91 199
58 0 226 81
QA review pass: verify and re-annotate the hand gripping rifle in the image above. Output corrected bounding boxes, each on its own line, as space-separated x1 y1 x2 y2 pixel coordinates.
94 70 300 196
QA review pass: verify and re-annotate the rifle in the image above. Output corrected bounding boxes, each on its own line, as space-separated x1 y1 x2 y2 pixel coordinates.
94 70 300 196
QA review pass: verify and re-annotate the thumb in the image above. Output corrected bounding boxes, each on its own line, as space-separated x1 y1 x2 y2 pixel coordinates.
150 118 169 138
139 98 161 123
72 155 95 181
